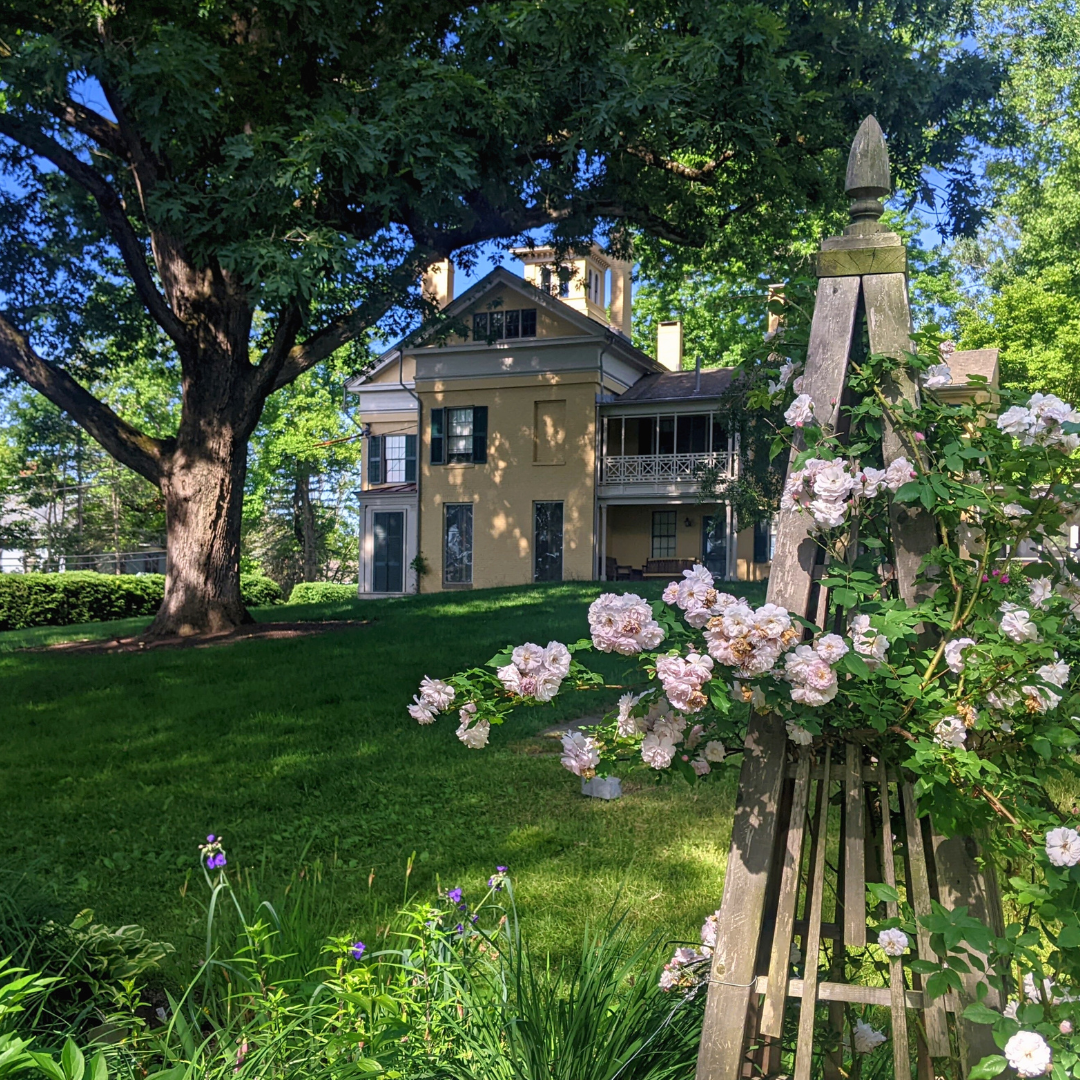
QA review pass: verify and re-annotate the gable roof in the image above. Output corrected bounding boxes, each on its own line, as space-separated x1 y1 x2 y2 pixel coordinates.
345 266 660 390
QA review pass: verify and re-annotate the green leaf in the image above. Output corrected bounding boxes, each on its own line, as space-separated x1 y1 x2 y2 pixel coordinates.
1056 924 1080 948
87 1052 108 1080
61 1040 84 1080
967 1055 1008 1079
867 882 900 904
842 651 871 677
963 1003 1003 1026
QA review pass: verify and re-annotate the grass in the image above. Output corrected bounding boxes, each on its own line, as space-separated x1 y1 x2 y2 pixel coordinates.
1 579 766 965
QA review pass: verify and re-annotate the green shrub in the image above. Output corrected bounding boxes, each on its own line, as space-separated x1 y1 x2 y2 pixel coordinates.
0 572 283 631
287 582 358 605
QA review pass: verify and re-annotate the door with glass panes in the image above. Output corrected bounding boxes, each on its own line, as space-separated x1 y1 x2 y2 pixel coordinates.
372 512 404 592
534 502 563 582
701 512 728 579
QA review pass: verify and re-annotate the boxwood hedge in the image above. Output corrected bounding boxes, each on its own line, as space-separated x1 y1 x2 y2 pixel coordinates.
0 572 283 631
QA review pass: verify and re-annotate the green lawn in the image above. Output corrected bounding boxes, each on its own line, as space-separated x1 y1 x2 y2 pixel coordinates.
2 580 766 966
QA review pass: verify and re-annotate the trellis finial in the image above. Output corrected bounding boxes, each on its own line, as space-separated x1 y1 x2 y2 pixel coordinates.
845 116 891 230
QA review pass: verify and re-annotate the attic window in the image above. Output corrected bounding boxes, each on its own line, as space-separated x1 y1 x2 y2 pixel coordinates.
473 309 537 342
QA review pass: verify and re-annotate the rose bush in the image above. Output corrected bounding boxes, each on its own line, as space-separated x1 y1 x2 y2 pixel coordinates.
408 341 1080 1076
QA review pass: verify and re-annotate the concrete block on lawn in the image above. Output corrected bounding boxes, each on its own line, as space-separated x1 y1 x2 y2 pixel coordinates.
581 775 622 800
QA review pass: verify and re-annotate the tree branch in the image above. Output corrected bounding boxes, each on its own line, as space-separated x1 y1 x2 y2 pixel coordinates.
0 116 189 348
44 99 129 160
0 314 169 485
270 250 437 391
621 146 735 182
249 302 305 400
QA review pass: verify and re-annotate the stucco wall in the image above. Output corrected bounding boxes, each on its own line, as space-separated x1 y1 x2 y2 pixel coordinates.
418 373 600 590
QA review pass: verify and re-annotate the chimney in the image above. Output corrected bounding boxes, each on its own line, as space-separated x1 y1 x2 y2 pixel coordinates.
609 259 632 336
657 320 683 371
765 283 784 338
421 259 455 309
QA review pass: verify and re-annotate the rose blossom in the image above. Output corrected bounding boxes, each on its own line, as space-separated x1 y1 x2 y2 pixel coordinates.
814 634 849 664
944 637 976 674
853 1020 887 1053
703 740 726 763
1004 1031 1052 1078
785 721 813 746
560 731 601 777
457 717 490 749
934 717 967 748
1000 608 1039 643
641 731 677 769
588 592 665 655
884 457 916 492
690 758 711 776
408 696 438 724
877 928 908 957
1045 827 1080 867
419 676 456 711
923 363 952 390
784 393 815 428
1028 577 1054 609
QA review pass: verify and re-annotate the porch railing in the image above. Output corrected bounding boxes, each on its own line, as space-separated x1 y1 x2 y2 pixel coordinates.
600 451 733 485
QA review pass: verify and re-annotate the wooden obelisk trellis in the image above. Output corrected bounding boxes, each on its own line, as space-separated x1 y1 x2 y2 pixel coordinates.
695 118 1005 1080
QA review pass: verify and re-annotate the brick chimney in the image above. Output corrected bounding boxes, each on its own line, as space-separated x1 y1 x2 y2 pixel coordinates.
657 320 683 371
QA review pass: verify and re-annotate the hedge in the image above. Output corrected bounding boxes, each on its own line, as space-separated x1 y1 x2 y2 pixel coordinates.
287 582 359 605
0 572 283 631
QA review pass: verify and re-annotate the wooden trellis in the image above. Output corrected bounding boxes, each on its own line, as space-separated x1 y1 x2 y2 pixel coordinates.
694 118 1005 1080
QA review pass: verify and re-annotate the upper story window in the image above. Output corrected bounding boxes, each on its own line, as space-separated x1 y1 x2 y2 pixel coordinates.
367 433 417 485
430 406 488 465
473 308 537 342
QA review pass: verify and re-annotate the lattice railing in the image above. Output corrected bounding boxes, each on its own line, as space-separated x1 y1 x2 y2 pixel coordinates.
600 451 732 484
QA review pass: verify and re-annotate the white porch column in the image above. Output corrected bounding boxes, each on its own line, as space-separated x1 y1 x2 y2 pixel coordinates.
600 503 609 580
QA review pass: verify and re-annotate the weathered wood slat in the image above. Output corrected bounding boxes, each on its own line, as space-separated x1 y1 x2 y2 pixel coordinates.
844 743 867 948
751 976 957 1010
694 716 790 1080
794 750 832 1080
760 749 812 1037
862 273 938 610
878 764 911 1080
930 829 1005 1074
901 782 951 1057
765 275 860 621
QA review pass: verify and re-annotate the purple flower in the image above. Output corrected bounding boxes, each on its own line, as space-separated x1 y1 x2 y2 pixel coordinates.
447 887 462 904
207 852 226 869
207 834 216 843
350 941 366 960
455 923 464 935
488 866 509 890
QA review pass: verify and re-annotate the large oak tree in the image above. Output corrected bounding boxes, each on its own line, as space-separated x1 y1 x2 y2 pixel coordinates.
0 0 999 634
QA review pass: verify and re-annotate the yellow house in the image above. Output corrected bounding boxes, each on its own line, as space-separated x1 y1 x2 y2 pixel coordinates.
344 246 772 595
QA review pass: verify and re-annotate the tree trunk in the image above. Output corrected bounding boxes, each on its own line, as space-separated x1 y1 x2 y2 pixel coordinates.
293 463 319 582
147 428 252 637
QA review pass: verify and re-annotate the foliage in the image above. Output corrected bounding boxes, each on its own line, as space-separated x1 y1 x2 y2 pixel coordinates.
286 582 359 606
242 352 365 593
0 0 1003 631
0 573 282 631
411 346 1080 1073
0 840 707 1080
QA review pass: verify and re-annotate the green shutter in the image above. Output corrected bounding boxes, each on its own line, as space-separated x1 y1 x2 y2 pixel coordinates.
405 434 417 482
430 408 445 465
367 435 383 484
471 405 487 463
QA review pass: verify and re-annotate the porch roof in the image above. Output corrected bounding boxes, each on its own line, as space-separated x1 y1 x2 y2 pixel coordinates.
611 367 734 404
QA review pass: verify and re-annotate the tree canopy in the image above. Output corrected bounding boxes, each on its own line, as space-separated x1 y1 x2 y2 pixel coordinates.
0 0 1002 632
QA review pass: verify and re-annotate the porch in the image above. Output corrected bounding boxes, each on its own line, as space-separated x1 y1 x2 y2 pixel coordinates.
598 501 774 583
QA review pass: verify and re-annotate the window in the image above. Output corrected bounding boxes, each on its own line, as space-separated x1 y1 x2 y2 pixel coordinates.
652 510 677 558
533 400 566 464
448 407 474 463
444 504 473 584
385 436 407 482
534 502 563 582
702 514 727 578
430 407 486 465
473 308 537 342
676 415 709 454
753 518 776 563
367 434 416 485
658 415 675 455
